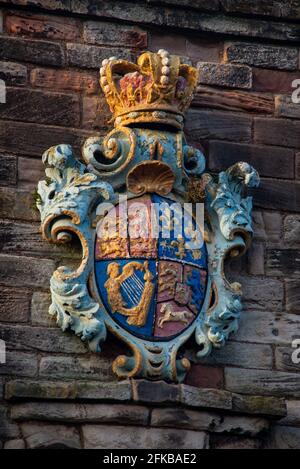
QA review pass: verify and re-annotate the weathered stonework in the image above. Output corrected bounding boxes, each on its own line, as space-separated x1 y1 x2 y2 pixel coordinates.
0 0 298 450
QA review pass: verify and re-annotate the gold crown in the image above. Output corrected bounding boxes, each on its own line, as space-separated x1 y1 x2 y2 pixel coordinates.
99 50 198 130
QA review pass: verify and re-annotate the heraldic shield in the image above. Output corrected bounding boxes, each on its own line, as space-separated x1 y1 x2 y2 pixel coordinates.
36 50 260 382
94 194 208 341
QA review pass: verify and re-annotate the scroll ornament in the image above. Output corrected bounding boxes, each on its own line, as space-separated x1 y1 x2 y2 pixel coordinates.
36 50 259 382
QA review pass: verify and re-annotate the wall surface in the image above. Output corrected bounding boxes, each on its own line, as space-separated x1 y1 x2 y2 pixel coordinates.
0 0 300 450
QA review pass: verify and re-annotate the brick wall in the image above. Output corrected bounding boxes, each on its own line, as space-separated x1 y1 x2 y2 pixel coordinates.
0 0 299 450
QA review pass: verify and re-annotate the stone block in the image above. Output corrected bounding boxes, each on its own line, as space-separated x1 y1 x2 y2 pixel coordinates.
284 215 300 245
4 439 25 449
0 287 30 323
151 407 220 431
185 364 224 389
225 368 300 397
180 385 232 410
234 310 300 346
0 351 38 378
198 62 252 89
242 276 283 311
286 280 300 313
266 249 300 277
263 211 283 243
82 95 111 131
11 402 149 425
0 36 65 67
31 67 98 94
5 379 132 401
232 394 286 418
39 355 115 381
247 243 265 275
66 43 133 69
275 95 300 119
0 406 20 440
0 254 55 288
0 220 81 258
18 157 44 188
186 39 221 62
208 141 294 179
211 435 261 449
220 0 300 19
255 117 300 149
0 154 17 186
193 87 274 114
0 324 87 354
192 341 273 370
278 401 300 427
275 346 300 373
214 415 269 436
31 291 54 327
0 88 80 127
185 110 252 142
250 179 300 212
225 42 298 71
0 120 91 157
0 187 39 222
0 61 27 86
132 380 180 404
21 422 81 449
266 426 300 449
82 424 209 449
5 12 80 41
83 21 147 47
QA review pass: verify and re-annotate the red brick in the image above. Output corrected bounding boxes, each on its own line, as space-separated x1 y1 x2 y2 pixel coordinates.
185 364 224 389
5 12 80 41
31 68 98 95
253 68 300 93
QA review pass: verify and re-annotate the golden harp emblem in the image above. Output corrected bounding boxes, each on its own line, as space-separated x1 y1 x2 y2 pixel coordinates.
104 261 155 327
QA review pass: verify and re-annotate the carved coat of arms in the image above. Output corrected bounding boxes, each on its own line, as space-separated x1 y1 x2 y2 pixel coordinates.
36 50 259 382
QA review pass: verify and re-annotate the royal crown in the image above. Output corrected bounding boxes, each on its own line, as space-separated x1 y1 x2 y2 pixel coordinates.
99 50 198 130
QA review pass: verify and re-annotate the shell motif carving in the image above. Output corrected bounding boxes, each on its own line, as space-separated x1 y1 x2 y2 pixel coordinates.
127 161 175 196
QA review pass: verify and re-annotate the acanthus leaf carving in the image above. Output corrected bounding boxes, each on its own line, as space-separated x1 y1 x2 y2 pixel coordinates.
35 51 260 382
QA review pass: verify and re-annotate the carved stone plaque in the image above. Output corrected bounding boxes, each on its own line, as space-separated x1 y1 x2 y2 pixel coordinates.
36 50 259 382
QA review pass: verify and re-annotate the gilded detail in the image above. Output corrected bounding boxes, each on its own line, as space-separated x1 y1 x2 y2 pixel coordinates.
105 261 155 327
36 50 259 382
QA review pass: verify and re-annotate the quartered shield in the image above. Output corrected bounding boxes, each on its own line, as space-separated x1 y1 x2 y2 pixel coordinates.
94 194 208 342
